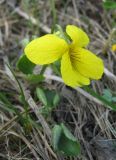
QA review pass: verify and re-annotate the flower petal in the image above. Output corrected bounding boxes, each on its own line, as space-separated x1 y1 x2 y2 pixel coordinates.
71 48 104 79
112 44 116 52
66 25 89 48
61 52 90 87
25 34 68 64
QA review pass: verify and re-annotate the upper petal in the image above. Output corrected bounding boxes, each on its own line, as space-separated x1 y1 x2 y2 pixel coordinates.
61 52 90 87
25 34 68 65
66 25 89 48
71 48 104 79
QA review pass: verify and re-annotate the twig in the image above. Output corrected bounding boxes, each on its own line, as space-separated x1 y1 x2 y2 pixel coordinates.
104 68 116 81
25 94 51 139
72 0 81 26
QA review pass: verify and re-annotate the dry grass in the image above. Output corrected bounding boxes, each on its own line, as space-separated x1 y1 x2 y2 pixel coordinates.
0 0 116 160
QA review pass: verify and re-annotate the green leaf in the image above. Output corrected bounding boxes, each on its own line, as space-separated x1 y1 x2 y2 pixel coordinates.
54 24 72 44
53 93 60 106
103 0 116 9
61 123 77 141
17 54 35 74
37 89 60 115
27 74 44 84
5 64 31 130
36 88 47 106
112 97 116 102
102 89 112 102
0 92 16 113
0 92 12 106
36 88 60 114
52 125 62 150
52 124 81 156
58 134 80 156
51 60 61 76
103 89 112 97
84 86 116 110
45 90 60 108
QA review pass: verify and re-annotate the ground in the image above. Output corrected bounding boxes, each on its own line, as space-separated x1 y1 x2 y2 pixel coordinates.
0 0 116 160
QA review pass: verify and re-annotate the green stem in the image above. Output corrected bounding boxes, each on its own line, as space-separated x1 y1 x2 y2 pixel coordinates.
40 65 47 74
50 0 57 33
6 64 29 115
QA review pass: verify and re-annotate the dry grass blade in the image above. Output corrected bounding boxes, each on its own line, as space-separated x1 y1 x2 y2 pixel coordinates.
25 93 51 139
0 115 17 133
32 128 57 159
8 131 40 160
104 68 116 82
7 3 51 33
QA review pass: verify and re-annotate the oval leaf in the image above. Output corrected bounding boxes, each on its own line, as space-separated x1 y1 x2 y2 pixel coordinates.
52 125 62 151
52 123 81 156
17 54 35 74
53 93 60 106
58 133 80 156
112 97 116 102
27 74 44 84
36 88 47 106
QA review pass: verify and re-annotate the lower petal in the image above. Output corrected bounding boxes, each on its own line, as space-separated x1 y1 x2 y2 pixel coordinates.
61 52 90 87
71 48 104 79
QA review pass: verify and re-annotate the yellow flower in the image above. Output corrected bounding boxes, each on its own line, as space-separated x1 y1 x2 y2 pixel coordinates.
112 44 116 52
24 25 104 87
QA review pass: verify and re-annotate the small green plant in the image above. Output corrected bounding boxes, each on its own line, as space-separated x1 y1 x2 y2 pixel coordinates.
14 0 116 154
52 123 81 156
16 22 116 156
36 87 60 108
